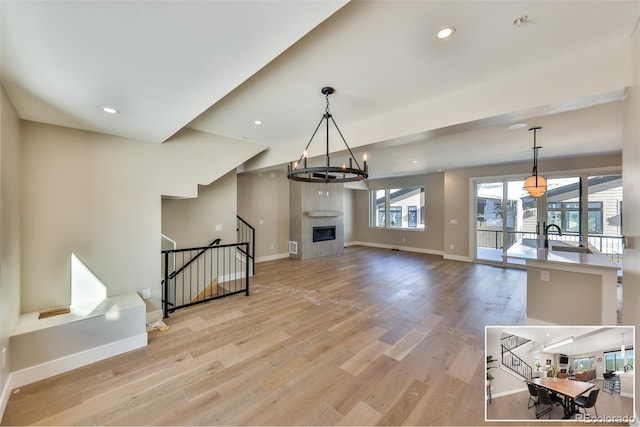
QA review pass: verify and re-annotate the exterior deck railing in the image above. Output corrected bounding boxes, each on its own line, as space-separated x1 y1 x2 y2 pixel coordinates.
476 230 624 264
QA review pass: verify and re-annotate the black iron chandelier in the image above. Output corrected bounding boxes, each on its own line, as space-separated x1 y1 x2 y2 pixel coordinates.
287 87 368 183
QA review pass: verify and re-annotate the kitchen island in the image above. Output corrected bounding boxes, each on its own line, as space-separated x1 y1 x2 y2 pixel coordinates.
524 240 619 325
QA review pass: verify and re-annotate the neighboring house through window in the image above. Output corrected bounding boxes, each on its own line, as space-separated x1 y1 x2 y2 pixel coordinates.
370 186 425 230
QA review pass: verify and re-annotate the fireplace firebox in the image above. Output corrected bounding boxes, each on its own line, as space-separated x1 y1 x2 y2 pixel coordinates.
312 226 336 242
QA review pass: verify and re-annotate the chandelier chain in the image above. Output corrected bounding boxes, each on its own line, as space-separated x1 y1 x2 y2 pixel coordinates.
325 92 330 115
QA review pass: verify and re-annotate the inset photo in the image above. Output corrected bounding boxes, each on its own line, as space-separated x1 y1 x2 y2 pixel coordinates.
485 325 635 423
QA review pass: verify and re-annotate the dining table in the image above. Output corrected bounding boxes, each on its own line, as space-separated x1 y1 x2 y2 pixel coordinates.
529 377 595 419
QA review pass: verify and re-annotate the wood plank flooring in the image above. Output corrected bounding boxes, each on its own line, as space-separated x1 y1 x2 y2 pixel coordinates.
3 246 615 425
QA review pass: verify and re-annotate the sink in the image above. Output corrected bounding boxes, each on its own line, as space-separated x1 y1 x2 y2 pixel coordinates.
521 238 540 248
550 242 592 254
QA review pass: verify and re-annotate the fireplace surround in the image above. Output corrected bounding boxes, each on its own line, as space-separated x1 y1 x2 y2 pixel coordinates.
289 181 344 260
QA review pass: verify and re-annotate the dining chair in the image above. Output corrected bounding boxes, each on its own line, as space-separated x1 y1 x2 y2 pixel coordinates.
526 382 539 409
575 388 599 418
535 386 562 419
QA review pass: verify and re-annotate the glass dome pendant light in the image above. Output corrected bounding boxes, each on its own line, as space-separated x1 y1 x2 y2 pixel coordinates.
523 126 547 198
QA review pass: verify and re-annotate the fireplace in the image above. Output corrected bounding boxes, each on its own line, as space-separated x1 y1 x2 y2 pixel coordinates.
313 226 336 242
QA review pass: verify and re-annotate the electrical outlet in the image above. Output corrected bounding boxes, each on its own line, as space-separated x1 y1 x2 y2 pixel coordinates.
142 288 151 299
270 244 274 250
215 224 223 231
541 270 550 282
449 244 454 250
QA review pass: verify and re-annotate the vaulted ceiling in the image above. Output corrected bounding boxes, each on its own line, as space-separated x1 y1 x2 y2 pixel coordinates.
2 1 638 179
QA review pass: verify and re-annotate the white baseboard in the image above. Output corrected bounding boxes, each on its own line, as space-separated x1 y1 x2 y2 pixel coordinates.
256 253 289 263
8 333 147 391
146 309 163 325
347 241 444 256
1 375 12 422
442 253 473 262
490 386 528 399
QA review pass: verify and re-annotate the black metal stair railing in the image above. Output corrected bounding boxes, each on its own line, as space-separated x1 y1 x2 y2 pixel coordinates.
501 334 531 351
501 344 533 380
162 241 250 318
237 215 255 275
161 238 221 285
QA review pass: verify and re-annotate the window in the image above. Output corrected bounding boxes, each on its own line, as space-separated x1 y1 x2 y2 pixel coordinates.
545 201 603 234
370 186 425 229
572 356 595 371
604 348 634 371
408 206 417 228
389 206 402 228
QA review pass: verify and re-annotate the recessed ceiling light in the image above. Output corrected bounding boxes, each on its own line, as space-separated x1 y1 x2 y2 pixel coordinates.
254 120 262 125
412 160 419 164
513 15 528 27
436 26 455 39
102 106 119 114
507 122 528 130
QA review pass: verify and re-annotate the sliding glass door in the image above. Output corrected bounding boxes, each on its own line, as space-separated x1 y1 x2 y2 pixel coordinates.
475 182 504 263
474 173 623 272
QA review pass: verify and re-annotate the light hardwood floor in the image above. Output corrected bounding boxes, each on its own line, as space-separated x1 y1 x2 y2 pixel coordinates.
0 246 624 426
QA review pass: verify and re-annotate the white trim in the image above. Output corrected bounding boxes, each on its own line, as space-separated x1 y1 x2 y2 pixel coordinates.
1 373 13 421
348 241 443 256
256 253 289 263
443 254 473 262
160 233 177 247
490 386 529 399
621 391 632 398
7 333 147 392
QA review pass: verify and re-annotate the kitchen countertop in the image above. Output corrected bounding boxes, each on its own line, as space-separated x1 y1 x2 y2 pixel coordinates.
515 239 619 270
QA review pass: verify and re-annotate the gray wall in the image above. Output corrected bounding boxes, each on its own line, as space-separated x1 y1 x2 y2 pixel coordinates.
0 86 21 411
18 122 263 314
621 9 640 417
237 170 290 261
162 171 238 249
354 173 444 253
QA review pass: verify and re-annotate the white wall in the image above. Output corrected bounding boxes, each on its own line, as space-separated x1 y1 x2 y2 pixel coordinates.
486 329 528 398
0 87 21 415
621 12 640 419
20 122 264 313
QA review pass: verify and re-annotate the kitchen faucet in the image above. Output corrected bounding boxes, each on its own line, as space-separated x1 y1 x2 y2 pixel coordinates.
624 364 633 372
543 222 562 248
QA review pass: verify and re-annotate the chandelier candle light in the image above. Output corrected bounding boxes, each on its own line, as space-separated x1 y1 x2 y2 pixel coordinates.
523 126 547 198
287 87 368 183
